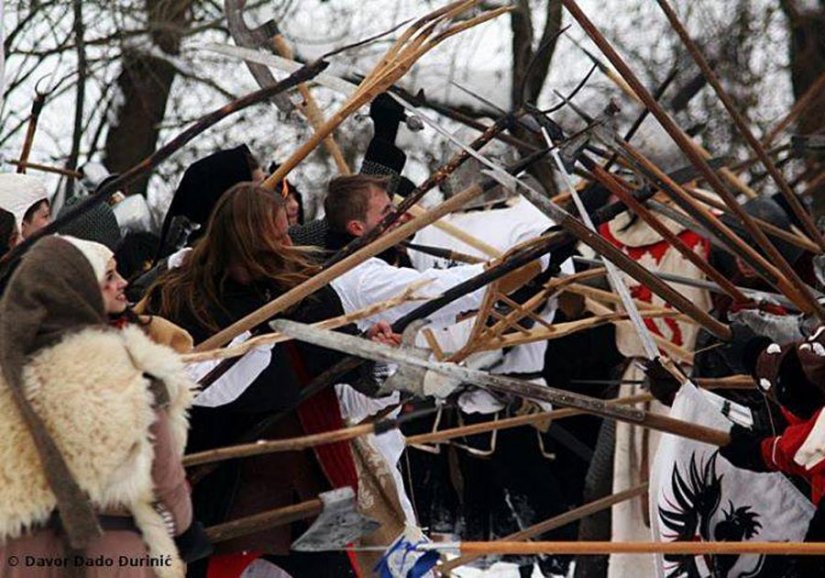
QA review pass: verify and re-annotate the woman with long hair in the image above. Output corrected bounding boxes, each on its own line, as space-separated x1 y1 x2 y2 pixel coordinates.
144 182 392 578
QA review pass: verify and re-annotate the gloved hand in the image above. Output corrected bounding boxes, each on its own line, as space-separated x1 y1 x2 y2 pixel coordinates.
370 93 406 143
720 319 771 376
643 358 681 406
718 423 769 472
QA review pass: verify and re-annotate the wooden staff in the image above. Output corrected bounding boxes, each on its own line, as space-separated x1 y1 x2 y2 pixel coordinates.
654 0 825 250
205 498 322 544
264 1 511 187
439 483 649 574
8 160 82 179
194 148 547 352
185 422 375 467
407 393 653 447
560 0 824 318
16 91 48 174
268 23 350 174
763 70 825 147
685 187 819 253
442 541 825 556
397 196 502 258
183 280 429 363
403 241 485 264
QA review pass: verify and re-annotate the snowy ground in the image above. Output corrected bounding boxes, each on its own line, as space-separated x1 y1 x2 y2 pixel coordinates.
450 559 569 578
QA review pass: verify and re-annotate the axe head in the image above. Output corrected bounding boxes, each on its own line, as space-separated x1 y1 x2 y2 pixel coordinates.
291 487 379 552
378 320 431 396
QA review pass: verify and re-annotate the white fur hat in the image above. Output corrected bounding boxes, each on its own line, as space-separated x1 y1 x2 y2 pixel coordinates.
0 174 49 230
58 235 114 282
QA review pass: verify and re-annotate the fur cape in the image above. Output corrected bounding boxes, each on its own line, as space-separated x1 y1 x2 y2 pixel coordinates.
0 325 196 578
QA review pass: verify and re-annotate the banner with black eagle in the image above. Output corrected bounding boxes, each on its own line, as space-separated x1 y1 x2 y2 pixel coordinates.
650 382 815 577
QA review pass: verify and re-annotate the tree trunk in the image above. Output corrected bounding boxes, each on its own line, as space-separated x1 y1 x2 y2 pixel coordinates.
103 0 192 196
510 0 563 194
781 1 825 215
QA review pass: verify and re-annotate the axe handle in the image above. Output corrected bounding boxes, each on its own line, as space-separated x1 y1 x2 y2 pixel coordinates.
269 33 351 175
205 498 322 544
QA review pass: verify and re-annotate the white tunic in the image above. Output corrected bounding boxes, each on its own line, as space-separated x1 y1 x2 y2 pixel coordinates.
408 197 570 377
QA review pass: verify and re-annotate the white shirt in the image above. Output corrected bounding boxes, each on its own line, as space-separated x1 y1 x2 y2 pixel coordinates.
409 197 572 376
331 257 487 331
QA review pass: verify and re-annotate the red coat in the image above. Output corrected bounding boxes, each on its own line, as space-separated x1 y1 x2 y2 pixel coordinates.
760 407 825 505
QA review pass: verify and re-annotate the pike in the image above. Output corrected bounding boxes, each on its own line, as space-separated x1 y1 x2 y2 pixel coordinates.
183 406 437 467
389 89 730 340
559 0 824 318
422 541 825 557
272 319 730 446
205 487 378 551
653 0 825 250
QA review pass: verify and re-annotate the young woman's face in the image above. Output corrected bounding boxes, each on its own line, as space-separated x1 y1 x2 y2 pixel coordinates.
100 258 129 314
272 208 293 247
285 192 300 226
21 201 51 239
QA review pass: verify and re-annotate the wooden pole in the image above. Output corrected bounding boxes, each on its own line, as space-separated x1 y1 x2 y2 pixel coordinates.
445 541 825 556
763 70 825 147
406 393 653 447
560 0 824 318
653 0 825 250
439 484 649 574
17 92 47 174
205 498 321 544
8 160 82 179
184 423 375 467
269 30 351 175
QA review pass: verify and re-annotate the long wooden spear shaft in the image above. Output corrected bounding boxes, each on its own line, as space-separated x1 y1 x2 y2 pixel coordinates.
763 69 825 147
559 0 824 319
0 60 330 280
194 148 547 351
16 91 47 174
431 541 825 556
205 497 323 544
438 483 649 574
184 406 436 467
654 0 825 250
